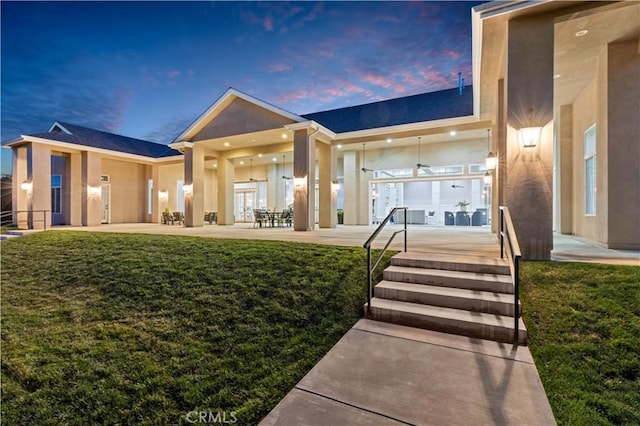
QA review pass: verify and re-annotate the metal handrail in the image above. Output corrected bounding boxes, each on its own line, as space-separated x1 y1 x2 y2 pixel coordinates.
1 210 49 230
363 207 408 312
499 206 522 344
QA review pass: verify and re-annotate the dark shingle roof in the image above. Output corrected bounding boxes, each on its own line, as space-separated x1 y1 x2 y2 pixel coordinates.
29 122 181 158
302 86 473 133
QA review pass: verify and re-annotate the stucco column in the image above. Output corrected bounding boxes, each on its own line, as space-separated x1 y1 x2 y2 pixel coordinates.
606 39 640 249
81 151 102 226
69 152 82 226
217 154 235 225
12 146 29 228
505 15 554 260
150 164 160 223
293 129 316 231
318 142 337 228
184 143 205 227
30 144 52 229
267 163 278 210
343 150 358 225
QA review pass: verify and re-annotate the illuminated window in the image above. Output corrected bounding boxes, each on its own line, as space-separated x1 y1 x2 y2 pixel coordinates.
51 174 62 214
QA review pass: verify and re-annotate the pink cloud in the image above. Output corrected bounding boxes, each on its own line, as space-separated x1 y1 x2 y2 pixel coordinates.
442 50 461 60
263 16 273 31
360 73 394 89
269 62 292 73
277 88 314 104
418 69 453 89
167 69 182 79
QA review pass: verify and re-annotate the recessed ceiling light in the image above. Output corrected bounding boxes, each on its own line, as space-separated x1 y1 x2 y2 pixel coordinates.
224 142 230 147
258 153 263 157
337 144 343 149
449 131 457 137
281 133 288 139
575 29 588 37
272 157 278 162
553 73 561 79
386 138 392 143
239 161 244 165
213 163 217 168
251 139 255 142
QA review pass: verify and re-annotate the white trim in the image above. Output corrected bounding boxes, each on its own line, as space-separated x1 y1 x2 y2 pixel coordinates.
472 1 550 19
284 120 337 140
48 121 73 134
4 135 183 164
471 8 482 119
173 88 305 143
168 141 194 151
333 114 478 141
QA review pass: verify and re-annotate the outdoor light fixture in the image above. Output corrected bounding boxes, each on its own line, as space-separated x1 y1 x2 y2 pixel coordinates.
158 190 169 201
20 180 33 191
331 181 340 192
183 183 193 194
87 185 101 198
485 129 497 170
294 176 306 187
518 127 542 148
483 171 492 185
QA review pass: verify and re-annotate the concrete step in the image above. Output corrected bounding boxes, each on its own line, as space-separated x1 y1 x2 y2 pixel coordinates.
367 298 527 345
392 252 510 275
384 265 514 293
0 234 20 241
5 230 24 236
375 280 520 316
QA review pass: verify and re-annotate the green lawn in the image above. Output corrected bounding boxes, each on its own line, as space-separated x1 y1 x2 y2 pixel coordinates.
2 232 639 425
521 261 640 425
1 232 388 425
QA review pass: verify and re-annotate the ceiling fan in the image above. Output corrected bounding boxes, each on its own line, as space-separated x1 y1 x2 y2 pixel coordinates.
281 155 292 180
361 143 374 173
416 136 430 170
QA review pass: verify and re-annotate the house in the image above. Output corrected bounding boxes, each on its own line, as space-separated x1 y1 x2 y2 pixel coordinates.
3 0 639 259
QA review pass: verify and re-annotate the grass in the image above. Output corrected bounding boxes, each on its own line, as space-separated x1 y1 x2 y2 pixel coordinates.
1 231 391 425
520 261 640 425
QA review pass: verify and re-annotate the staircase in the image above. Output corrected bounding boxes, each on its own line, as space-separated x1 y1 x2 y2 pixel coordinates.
367 251 527 345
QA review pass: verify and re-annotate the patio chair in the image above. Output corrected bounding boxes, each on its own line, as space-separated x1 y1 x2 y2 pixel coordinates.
253 209 266 228
173 211 184 225
277 209 292 227
444 211 455 226
204 211 217 225
455 211 470 226
162 211 174 225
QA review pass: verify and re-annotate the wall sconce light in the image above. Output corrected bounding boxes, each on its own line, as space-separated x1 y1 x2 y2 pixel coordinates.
158 190 169 201
87 185 101 198
294 176 306 188
483 171 492 185
331 181 340 192
518 127 542 148
183 183 193 194
20 180 33 191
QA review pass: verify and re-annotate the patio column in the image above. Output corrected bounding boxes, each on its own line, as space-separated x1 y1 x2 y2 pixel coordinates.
184 143 204 227
505 14 554 260
30 144 52 229
343 150 358 225
293 128 316 231
318 142 337 228
217 153 235 225
81 151 101 226
69 152 82 226
151 164 160 223
12 146 28 228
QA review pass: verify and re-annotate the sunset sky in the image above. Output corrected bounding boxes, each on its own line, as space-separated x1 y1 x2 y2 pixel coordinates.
1 1 484 173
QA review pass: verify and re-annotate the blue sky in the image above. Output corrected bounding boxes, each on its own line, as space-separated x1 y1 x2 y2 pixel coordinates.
1 1 483 174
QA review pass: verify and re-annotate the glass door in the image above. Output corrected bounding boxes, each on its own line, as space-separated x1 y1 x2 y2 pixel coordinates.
101 184 110 224
235 190 256 222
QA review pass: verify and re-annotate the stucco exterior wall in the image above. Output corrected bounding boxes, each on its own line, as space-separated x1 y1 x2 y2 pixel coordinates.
571 78 598 240
158 163 183 213
101 158 147 223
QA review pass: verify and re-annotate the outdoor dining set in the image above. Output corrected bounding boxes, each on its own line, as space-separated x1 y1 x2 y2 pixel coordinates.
253 209 293 228
161 211 217 225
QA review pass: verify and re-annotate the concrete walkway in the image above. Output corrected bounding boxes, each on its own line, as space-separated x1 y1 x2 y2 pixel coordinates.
260 319 556 426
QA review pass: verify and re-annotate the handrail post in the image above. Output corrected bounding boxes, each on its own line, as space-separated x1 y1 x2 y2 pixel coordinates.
403 208 407 252
499 207 504 259
366 247 372 312
514 256 520 344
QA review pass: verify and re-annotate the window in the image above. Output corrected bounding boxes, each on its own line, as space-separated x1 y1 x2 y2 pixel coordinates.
177 180 185 212
51 174 62 214
373 169 413 179
418 165 464 176
584 125 596 215
147 179 153 214
468 163 488 174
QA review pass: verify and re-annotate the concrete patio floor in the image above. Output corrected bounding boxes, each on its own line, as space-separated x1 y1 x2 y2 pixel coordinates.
52 223 639 265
